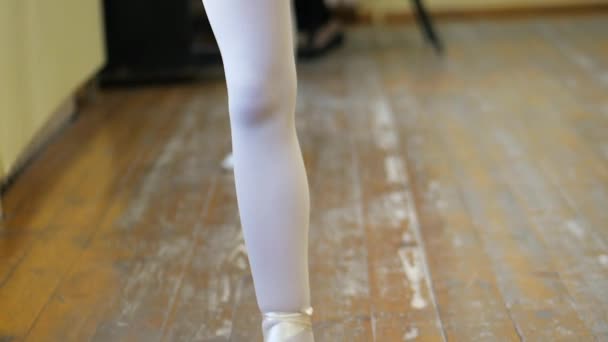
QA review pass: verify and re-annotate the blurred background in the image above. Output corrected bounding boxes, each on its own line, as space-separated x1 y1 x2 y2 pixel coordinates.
1 0 608 341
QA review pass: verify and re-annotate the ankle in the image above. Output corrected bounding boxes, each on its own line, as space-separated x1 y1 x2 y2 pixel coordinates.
262 307 314 342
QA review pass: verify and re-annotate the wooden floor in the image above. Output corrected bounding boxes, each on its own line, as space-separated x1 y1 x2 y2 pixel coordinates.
1 15 608 341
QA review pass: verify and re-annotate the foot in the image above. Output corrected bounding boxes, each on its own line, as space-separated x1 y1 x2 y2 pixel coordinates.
298 20 344 59
262 308 314 342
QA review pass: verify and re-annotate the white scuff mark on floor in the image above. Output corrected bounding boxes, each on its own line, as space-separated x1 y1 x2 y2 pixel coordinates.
494 128 522 158
124 240 189 298
298 82 348 113
343 274 369 298
370 313 377 341
426 180 447 210
229 244 248 271
390 192 409 221
452 236 464 248
337 239 369 299
208 278 219 310
118 107 199 228
368 74 444 337
235 257 249 270
538 23 605 85
331 243 370 300
397 163 435 311
403 231 414 244
428 180 440 193
598 254 608 267
318 157 370 301
375 130 398 151
372 99 398 151
404 326 419 340
157 237 190 258
572 54 594 70
435 199 448 210
556 325 574 336
220 275 231 303
120 261 161 319
321 207 360 239
368 191 411 229
227 230 248 271
221 152 234 170
367 186 430 302
565 219 585 239
214 319 232 337
391 194 407 222
373 98 395 127
374 93 437 314
399 247 428 309
385 156 407 185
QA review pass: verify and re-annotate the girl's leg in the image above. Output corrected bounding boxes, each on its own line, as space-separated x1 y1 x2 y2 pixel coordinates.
201 0 311 316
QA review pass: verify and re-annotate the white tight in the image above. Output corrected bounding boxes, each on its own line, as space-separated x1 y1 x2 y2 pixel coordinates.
202 0 311 313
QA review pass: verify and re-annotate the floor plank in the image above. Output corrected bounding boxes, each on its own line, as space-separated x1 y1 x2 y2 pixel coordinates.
372 38 522 341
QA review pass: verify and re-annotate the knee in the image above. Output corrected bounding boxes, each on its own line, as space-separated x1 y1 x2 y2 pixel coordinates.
227 74 296 128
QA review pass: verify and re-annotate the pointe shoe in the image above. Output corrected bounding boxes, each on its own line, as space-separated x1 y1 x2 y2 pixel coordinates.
262 307 314 342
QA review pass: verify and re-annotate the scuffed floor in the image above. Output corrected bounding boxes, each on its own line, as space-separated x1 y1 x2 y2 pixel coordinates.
1 14 608 341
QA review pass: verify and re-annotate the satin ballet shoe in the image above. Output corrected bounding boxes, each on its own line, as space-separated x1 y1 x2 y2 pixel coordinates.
262 307 314 342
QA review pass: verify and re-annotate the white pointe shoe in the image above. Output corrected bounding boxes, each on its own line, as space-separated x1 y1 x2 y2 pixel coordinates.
262 308 315 342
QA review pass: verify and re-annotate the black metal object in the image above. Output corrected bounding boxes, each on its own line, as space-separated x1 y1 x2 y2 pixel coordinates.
411 0 443 54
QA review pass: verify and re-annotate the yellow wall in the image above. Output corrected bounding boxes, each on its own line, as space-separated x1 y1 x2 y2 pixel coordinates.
0 1 28 176
0 0 105 177
360 0 608 17
24 0 105 133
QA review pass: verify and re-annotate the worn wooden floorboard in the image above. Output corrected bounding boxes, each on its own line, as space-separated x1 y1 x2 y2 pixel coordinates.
467 20 608 337
370 33 522 341
438 22 599 340
0 88 179 339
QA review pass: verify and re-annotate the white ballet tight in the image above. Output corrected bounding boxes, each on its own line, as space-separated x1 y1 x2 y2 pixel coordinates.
202 0 311 314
